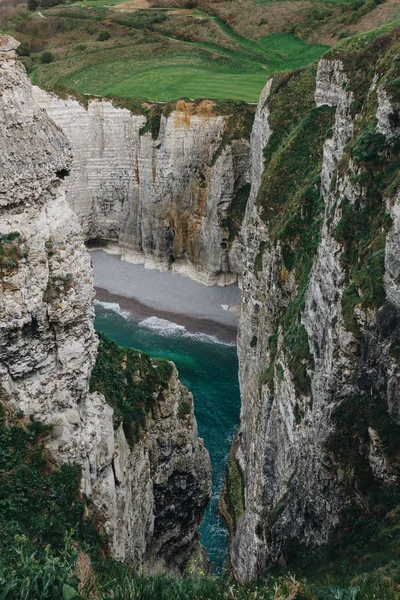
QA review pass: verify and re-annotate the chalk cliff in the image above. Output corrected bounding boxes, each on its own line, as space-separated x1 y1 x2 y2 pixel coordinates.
3 21 400 585
33 88 253 286
224 29 400 580
0 34 211 573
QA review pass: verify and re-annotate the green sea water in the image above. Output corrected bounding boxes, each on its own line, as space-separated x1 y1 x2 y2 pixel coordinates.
94 301 241 570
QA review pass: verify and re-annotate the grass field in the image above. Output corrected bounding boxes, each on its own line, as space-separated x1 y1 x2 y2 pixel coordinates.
64 61 268 101
3 3 330 102
54 20 328 101
3 0 396 103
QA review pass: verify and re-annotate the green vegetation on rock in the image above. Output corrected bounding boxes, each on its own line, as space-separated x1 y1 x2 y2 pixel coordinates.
257 66 336 396
330 29 400 337
221 182 251 244
0 232 22 279
225 456 245 530
90 333 174 443
0 404 102 560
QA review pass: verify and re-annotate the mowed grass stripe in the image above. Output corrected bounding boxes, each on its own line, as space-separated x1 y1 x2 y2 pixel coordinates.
62 60 268 102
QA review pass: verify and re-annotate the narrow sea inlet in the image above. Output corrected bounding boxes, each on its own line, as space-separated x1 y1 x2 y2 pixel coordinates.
91 253 241 569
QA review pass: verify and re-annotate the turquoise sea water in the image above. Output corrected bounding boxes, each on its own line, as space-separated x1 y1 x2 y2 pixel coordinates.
94 302 241 570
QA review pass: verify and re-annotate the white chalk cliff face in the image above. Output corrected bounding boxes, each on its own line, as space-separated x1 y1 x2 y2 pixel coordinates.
33 89 252 286
226 32 400 581
3 23 400 586
0 35 211 572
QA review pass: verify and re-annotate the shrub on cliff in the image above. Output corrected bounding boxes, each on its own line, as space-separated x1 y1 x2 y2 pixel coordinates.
40 51 54 63
90 333 173 443
96 30 110 42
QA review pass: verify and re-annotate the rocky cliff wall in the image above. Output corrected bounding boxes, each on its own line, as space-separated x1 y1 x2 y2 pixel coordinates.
0 34 211 572
33 88 253 286
225 29 400 581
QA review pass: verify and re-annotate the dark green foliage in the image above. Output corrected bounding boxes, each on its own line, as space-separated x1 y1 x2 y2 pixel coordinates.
304 393 400 575
267 493 288 531
40 51 54 63
0 534 80 600
27 0 39 11
82 559 400 599
0 232 21 278
16 41 30 56
225 456 245 531
209 102 255 166
334 120 399 330
178 395 192 420
262 67 317 164
0 409 101 556
90 333 173 443
257 89 335 395
111 10 167 31
38 0 68 7
341 282 362 339
328 27 400 106
326 34 400 339
351 122 386 162
139 104 163 139
96 30 110 41
221 182 251 243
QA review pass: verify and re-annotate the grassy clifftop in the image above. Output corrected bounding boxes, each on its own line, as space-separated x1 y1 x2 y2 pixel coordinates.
2 1 329 102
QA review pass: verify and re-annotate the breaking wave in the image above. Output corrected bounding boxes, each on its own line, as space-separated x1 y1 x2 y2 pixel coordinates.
139 316 235 346
93 299 130 319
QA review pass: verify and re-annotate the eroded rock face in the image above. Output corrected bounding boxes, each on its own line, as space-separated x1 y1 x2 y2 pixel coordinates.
226 32 400 581
33 89 252 286
0 35 211 573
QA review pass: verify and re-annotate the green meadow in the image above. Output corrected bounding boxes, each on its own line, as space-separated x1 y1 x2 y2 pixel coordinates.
4 2 329 102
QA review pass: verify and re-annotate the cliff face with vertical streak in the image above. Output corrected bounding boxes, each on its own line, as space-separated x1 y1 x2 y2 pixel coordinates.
0 34 211 574
225 29 400 581
33 88 253 286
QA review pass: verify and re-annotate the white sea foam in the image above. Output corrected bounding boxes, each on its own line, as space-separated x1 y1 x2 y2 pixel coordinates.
94 299 130 319
139 316 235 346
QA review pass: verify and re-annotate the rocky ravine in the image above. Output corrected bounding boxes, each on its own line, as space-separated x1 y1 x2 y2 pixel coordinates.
0 34 211 573
225 29 400 580
34 87 253 286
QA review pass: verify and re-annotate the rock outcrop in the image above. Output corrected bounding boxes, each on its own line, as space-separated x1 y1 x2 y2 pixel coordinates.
33 88 253 286
0 34 211 573
225 29 400 581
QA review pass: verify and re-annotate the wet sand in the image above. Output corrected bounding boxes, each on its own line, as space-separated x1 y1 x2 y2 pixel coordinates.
91 251 241 344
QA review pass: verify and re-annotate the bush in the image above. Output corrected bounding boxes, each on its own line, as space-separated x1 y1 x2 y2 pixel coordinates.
18 56 34 73
89 334 173 444
16 41 30 56
40 51 54 63
0 534 80 600
352 121 386 162
27 0 38 10
97 30 110 41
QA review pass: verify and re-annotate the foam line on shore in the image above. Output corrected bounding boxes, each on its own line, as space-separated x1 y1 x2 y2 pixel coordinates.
138 316 235 346
94 300 235 346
